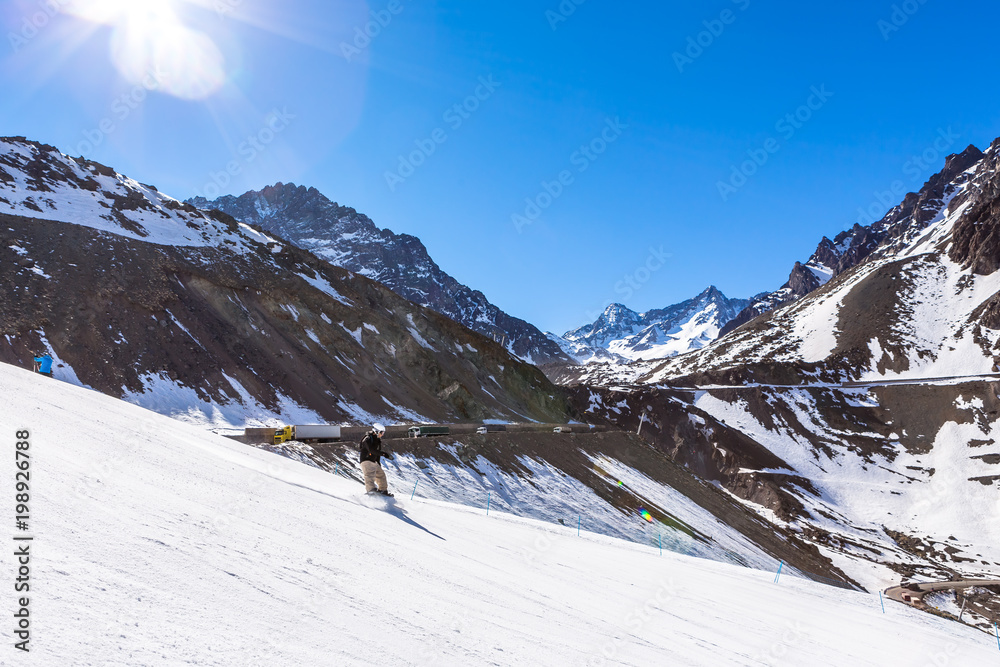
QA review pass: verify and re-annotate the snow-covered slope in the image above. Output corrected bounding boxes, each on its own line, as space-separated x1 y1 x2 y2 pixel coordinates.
690 385 1000 588
2 361 996 665
0 137 273 249
573 379 1000 607
558 287 749 363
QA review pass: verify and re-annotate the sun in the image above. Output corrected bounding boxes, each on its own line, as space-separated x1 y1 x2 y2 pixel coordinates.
65 0 227 100
65 0 177 26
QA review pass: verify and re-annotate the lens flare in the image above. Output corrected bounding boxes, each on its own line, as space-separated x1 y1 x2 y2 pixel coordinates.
66 0 227 100
639 508 654 523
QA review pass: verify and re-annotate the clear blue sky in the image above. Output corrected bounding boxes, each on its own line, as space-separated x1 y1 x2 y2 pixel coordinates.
3 0 1000 334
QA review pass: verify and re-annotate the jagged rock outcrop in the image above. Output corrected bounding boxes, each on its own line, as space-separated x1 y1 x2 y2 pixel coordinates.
189 184 573 366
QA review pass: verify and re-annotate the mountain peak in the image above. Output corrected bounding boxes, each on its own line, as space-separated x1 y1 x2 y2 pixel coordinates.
188 186 573 366
601 303 638 320
696 285 727 300
559 289 750 362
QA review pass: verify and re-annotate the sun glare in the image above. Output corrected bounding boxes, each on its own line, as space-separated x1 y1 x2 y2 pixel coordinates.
66 0 226 100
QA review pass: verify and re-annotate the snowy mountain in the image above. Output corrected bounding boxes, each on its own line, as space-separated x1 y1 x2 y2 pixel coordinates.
4 360 997 664
720 144 986 337
0 136 568 426
189 184 574 366
556 287 749 363
561 138 1000 592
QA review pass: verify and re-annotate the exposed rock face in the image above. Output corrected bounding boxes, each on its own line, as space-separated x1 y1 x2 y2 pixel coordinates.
189 184 573 366
0 137 570 425
721 145 986 337
950 138 1000 276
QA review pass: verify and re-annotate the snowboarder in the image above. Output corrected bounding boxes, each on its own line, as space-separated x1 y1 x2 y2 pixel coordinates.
33 353 53 377
360 423 393 497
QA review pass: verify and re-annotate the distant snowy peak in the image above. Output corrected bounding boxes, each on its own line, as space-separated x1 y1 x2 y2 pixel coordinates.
721 144 986 337
190 184 574 367
563 303 644 349
558 287 749 363
0 136 271 250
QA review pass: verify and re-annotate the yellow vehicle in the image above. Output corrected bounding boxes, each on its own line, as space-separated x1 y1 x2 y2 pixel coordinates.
273 426 293 444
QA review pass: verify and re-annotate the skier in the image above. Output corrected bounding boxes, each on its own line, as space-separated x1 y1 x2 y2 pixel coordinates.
33 353 53 377
360 423 393 497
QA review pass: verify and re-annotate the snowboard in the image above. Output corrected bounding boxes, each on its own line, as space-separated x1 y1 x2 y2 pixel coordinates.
359 491 402 511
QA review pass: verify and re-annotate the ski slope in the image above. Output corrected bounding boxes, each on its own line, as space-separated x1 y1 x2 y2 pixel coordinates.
0 362 995 666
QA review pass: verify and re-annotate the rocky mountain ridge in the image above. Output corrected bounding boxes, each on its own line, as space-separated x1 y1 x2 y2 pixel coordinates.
720 144 986 336
0 136 569 426
557 286 749 363
189 185 574 367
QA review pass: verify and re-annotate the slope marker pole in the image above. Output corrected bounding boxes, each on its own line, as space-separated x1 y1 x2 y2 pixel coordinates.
577 515 581 537
879 591 885 614
774 561 784 584
410 480 418 500
994 621 999 652
486 492 492 516
658 531 662 556
334 463 339 476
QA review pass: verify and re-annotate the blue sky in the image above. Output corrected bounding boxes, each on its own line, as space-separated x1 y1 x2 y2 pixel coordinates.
3 1 1000 334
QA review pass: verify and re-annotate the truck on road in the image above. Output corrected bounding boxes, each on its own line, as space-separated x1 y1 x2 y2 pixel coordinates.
408 425 451 438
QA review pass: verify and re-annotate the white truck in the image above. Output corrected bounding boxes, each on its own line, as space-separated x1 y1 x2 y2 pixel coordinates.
292 425 342 441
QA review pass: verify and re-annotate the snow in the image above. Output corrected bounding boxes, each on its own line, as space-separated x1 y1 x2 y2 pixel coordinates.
119 371 326 429
405 313 435 351
296 272 353 306
0 362 996 664
340 323 364 346
693 388 1000 590
856 253 1000 382
559 290 749 364
0 139 261 251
